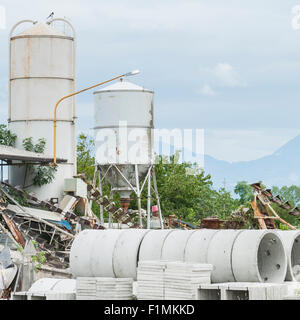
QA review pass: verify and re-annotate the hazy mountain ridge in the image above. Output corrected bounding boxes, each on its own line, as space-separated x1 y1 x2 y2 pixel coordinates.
204 134 300 192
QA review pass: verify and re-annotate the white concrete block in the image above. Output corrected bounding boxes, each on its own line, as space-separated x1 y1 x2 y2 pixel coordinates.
197 282 288 300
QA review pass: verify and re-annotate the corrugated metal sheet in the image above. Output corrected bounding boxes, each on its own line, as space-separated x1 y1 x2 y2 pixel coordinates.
7 204 62 222
0 233 16 248
0 144 66 163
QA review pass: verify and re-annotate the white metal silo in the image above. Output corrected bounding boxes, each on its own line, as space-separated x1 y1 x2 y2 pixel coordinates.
93 79 163 228
8 19 76 201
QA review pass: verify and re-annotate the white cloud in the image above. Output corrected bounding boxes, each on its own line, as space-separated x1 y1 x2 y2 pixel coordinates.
212 63 245 88
199 63 245 89
199 84 216 96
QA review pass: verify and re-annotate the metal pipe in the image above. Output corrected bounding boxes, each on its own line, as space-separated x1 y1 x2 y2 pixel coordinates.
53 70 140 165
53 74 124 165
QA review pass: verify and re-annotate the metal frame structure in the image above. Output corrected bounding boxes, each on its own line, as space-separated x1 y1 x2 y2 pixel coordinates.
98 164 164 229
250 183 297 230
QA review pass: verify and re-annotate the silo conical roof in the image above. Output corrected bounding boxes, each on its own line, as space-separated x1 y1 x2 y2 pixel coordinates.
14 21 67 37
94 79 153 93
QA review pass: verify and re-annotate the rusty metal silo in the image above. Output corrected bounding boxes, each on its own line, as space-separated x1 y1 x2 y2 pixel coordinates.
8 19 76 201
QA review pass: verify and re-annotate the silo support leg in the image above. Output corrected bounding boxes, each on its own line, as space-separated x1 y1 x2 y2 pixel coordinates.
137 195 142 227
88 166 98 218
135 165 143 228
109 190 113 228
147 173 151 229
152 169 164 229
98 169 104 225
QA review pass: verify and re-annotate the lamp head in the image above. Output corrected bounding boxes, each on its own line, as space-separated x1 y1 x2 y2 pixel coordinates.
124 69 140 76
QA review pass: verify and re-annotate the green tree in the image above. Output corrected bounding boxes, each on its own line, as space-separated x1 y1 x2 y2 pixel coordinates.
76 134 119 218
0 124 16 146
76 133 95 182
271 185 300 227
152 153 239 224
271 185 300 207
213 187 239 220
234 181 253 205
75 136 240 225
22 137 57 187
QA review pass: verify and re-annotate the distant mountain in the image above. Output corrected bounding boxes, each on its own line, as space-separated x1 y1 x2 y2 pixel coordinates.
204 134 300 192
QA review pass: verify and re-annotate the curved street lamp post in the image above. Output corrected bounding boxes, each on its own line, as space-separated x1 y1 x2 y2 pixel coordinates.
52 70 140 165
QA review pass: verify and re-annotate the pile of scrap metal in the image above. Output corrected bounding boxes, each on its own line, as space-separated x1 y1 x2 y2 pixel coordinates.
167 215 197 230
221 207 258 229
0 173 148 299
198 211 255 230
200 216 224 229
167 213 250 231
0 173 146 272
0 180 107 270
250 182 298 230
0 247 18 299
196 182 300 231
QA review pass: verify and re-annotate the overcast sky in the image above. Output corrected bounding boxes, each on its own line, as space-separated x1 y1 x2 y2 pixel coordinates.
1 0 300 162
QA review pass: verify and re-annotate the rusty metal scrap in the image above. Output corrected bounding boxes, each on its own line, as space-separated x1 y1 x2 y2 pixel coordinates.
75 173 140 228
200 217 223 229
250 183 297 230
166 215 196 230
288 207 300 216
281 201 292 211
1 212 26 248
262 189 273 198
0 181 105 268
272 195 282 205
0 208 70 265
250 182 300 222
250 182 262 191
2 181 104 230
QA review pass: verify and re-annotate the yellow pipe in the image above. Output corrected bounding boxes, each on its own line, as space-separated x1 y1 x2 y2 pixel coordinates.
53 73 128 165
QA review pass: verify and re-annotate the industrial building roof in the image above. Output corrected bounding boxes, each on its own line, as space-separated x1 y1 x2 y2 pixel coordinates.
0 144 67 164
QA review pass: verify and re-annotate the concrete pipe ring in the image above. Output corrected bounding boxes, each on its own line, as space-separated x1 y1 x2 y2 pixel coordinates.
161 230 196 262
276 230 300 281
232 230 287 283
184 229 221 263
139 229 175 262
112 229 150 280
